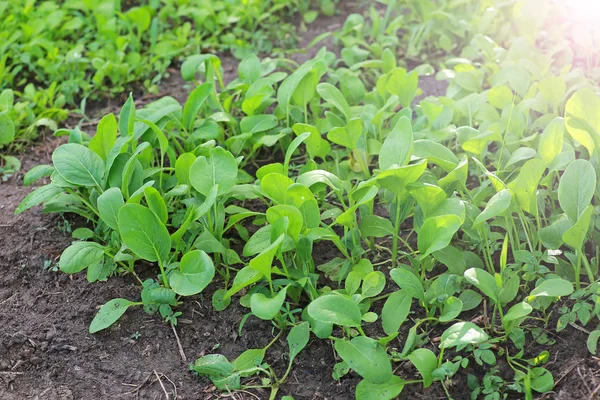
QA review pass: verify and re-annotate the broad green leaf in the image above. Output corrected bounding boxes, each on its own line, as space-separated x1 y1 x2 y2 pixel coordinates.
412 139 459 172
190 147 238 196
191 354 234 377
587 330 600 355
261 173 294 204
440 322 489 349
292 123 330 160
538 117 565 164
317 83 352 119
52 143 104 188
307 294 362 327
508 158 546 216
175 153 196 185
529 278 573 299
89 113 117 161
59 241 105 274
379 116 413 170
118 204 170 262
530 367 554 393
23 164 54 186
0 111 15 146
558 160 596 222
407 348 437 388
170 250 215 296
144 186 168 224
417 215 462 258
539 77 566 110
248 234 284 283
232 348 265 371
97 187 124 232
327 118 363 149
390 268 424 301
464 268 499 303
538 214 573 249
119 94 135 136
565 88 600 155
15 184 63 214
473 190 513 226
503 301 533 324
563 205 594 250
439 296 463 323
385 68 418 107
361 271 386 298
360 215 395 238
487 85 513 109
89 298 136 333
250 286 288 320
381 291 412 335
183 82 212 131
334 336 393 384
355 376 405 400
376 159 427 197
288 322 310 361
459 289 483 311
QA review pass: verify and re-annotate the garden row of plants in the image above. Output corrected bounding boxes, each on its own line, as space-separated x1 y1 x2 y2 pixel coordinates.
14 0 600 399
0 0 334 177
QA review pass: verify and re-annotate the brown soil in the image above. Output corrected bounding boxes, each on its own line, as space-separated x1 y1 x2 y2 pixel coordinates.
2 3 599 400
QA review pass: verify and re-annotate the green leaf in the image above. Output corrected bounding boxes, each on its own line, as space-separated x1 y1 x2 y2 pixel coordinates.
288 322 310 361
381 291 412 335
355 376 405 400
361 271 386 298
508 158 546 216
440 322 489 349
190 147 238 196
23 164 54 186
502 301 533 324
183 82 212 131
439 296 463 323
379 116 413 170
317 83 352 119
118 204 170 262
529 278 574 299
473 190 512 226
563 205 594 250
250 286 288 320
587 330 600 355
59 241 105 274
89 113 117 161
464 268 499 303
413 139 459 172
307 294 362 327
169 250 215 296
192 354 234 377
248 234 284 283
407 348 437 388
52 143 105 188
417 215 462 258
119 94 135 136
334 336 393 384
530 367 554 393
261 173 294 204
89 298 136 333
558 160 596 222
538 117 565 164
232 348 265 371
360 215 395 238
0 111 15 146
565 88 600 155
15 184 63 214
144 186 168 224
327 118 363 150
390 268 424 301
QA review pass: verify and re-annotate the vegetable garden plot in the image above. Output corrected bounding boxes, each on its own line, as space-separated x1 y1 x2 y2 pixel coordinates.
4 0 600 399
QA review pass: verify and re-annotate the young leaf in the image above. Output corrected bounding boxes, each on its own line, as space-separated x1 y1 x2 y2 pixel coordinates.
529 278 574 299
317 83 352 119
473 190 512 226
464 268 499 303
52 143 104 188
144 186 168 224
439 296 463 323
97 187 125 232
502 301 533 324
15 184 63 214
288 322 310 361
565 88 600 155
381 290 412 335
417 215 462 258
538 117 565 164
250 286 288 320
89 113 117 161
390 268 424 302
190 147 238 196
379 116 413 170
355 376 405 400
307 294 362 327
89 298 136 333
407 348 437 388
563 205 594 250
248 234 284 283
59 241 105 274
0 111 15 146
118 204 170 262
23 164 55 186
558 160 596 222
587 330 600 355
169 250 215 296
334 336 393 384
183 82 213 131
440 322 489 349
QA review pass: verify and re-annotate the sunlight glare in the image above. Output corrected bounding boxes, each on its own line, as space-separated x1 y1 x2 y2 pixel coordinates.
568 0 600 21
